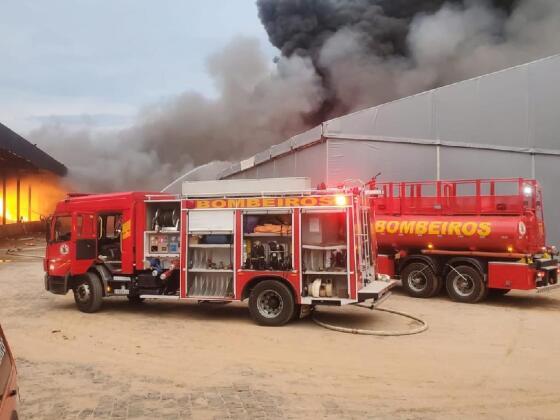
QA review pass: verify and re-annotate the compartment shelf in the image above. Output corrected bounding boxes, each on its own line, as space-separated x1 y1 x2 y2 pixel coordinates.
145 253 181 258
245 233 291 238
189 269 233 273
303 271 348 275
302 244 347 250
188 244 232 248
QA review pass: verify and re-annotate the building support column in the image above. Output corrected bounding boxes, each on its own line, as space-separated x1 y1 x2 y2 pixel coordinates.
28 185 32 222
2 173 6 225
16 175 20 223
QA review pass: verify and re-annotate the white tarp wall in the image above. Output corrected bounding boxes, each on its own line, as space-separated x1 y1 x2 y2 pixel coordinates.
221 54 560 244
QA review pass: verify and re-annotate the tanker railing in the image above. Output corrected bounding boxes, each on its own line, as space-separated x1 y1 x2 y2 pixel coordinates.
375 178 537 216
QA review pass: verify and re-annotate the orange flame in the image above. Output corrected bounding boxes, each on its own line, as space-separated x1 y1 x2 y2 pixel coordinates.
0 173 67 224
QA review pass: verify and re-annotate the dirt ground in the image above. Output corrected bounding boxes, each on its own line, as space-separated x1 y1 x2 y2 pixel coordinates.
1 239 560 419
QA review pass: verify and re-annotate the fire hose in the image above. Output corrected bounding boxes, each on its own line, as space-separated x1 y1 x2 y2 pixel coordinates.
5 247 46 259
312 303 428 336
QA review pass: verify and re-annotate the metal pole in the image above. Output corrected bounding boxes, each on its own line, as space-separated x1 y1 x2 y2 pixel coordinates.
16 176 20 223
28 184 32 222
2 173 6 225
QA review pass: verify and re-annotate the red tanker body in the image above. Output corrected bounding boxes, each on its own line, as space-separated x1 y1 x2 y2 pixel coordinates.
371 178 559 303
375 214 541 255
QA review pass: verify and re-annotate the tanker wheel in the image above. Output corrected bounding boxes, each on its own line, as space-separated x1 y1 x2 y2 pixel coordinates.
73 272 104 313
445 265 487 303
400 262 439 298
248 280 295 326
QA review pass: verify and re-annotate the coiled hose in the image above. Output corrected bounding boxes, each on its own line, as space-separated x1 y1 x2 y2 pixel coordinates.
312 303 428 336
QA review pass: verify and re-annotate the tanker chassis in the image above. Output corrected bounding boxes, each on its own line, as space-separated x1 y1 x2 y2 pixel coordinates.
372 178 559 303
44 178 394 326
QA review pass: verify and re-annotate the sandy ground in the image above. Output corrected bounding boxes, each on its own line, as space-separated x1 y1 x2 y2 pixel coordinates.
1 240 560 419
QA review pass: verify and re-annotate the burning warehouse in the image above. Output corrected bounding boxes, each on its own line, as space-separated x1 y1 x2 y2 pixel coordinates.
0 122 67 228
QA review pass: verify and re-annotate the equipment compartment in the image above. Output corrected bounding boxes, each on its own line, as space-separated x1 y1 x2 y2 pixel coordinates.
242 212 293 271
187 233 234 297
301 211 349 298
145 201 181 232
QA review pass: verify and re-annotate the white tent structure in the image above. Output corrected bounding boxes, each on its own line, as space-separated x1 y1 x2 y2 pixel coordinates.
216 54 560 244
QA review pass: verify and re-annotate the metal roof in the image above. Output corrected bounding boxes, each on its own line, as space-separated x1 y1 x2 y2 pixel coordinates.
0 122 67 176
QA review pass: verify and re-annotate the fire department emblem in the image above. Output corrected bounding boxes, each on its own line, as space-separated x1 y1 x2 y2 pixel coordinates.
60 244 70 255
518 221 527 237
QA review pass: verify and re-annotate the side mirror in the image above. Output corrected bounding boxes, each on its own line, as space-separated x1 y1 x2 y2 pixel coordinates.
45 217 52 243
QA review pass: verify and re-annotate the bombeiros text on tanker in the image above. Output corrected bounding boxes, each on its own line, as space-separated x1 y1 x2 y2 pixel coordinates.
375 220 492 237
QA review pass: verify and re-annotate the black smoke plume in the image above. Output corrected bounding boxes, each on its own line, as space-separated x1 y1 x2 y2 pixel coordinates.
257 0 518 117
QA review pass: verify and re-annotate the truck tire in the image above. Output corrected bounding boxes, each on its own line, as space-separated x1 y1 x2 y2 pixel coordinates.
73 272 104 313
400 262 439 298
248 280 295 326
445 265 487 303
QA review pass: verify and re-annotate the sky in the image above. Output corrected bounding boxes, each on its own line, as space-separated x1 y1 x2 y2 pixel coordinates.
0 0 275 134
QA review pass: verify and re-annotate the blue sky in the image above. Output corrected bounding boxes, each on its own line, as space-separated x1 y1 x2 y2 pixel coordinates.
0 0 276 133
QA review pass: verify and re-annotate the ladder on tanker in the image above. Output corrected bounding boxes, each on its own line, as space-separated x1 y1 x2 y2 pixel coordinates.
357 190 375 283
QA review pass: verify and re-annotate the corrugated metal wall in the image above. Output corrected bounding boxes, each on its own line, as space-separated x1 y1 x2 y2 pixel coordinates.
228 141 328 186
326 139 436 183
221 55 560 244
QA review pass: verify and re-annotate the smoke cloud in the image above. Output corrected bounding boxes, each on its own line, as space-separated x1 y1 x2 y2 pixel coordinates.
258 0 560 113
30 37 323 192
30 0 560 192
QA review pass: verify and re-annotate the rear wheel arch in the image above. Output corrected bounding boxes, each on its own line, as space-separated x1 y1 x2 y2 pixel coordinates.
87 264 112 296
247 279 296 326
443 257 487 281
398 254 440 275
241 275 297 302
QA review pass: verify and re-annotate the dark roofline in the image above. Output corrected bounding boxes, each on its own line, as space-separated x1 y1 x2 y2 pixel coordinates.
0 123 67 176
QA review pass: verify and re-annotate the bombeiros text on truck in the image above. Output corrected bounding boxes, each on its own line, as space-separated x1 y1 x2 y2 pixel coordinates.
371 178 559 303
44 178 395 326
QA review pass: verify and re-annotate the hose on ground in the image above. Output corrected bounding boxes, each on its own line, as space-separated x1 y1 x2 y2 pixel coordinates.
5 247 46 260
312 303 428 336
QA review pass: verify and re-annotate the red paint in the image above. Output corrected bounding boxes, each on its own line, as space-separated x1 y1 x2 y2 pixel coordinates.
45 190 373 305
374 178 546 255
488 263 535 290
371 178 558 292
376 255 395 277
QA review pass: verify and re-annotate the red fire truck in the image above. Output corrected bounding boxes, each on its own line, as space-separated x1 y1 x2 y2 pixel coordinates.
44 178 394 326
372 178 559 303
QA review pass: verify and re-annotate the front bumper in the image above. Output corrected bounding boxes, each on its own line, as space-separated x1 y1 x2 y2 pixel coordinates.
45 275 69 295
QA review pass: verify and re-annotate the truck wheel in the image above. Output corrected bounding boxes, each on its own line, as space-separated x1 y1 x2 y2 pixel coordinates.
400 262 439 298
73 272 104 313
445 265 487 303
248 280 295 326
